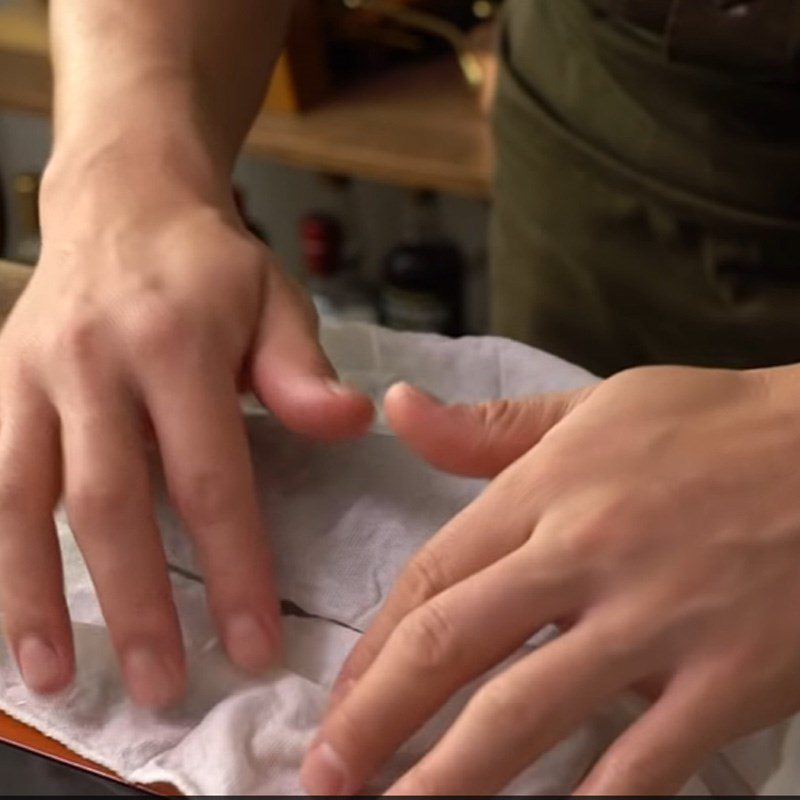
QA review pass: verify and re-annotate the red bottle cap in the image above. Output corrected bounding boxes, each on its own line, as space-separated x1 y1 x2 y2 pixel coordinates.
299 213 343 276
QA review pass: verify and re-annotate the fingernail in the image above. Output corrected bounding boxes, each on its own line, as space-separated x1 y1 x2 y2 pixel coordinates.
18 635 64 694
391 381 442 404
123 645 179 709
300 741 351 796
325 379 359 397
224 612 276 673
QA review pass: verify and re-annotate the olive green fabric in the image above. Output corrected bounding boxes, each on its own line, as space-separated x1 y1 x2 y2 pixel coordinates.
490 0 800 376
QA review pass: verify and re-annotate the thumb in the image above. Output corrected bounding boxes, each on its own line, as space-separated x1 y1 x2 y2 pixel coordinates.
249 264 374 440
383 381 593 477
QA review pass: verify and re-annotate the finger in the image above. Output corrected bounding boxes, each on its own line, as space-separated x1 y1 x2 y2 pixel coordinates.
142 356 280 675
250 264 373 439
59 383 185 708
384 381 593 478
329 461 549 701
385 622 641 796
0 391 73 694
575 668 731 796
302 545 583 796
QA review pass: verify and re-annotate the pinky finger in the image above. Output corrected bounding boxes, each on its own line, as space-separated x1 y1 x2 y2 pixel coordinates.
574 669 731 796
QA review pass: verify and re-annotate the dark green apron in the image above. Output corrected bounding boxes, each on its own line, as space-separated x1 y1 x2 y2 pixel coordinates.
490 0 800 376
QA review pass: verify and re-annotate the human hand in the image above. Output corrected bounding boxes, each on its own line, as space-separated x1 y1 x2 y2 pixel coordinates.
0 149 373 708
301 366 800 795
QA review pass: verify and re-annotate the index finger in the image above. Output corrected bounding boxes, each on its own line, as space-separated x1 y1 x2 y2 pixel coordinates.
302 544 581 795
329 465 546 703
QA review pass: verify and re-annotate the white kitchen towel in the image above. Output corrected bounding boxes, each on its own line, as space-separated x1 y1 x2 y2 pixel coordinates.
0 321 796 795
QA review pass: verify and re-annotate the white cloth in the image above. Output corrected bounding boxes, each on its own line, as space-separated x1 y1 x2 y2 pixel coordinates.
0 321 797 795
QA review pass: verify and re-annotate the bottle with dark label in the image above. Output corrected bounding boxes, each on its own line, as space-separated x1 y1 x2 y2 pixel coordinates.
12 172 41 266
380 190 464 336
299 211 378 323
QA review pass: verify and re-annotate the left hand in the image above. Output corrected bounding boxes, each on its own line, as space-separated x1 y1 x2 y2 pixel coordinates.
0 152 373 707
300 365 800 796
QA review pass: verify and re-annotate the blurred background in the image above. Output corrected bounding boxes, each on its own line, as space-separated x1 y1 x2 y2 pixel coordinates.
0 0 503 336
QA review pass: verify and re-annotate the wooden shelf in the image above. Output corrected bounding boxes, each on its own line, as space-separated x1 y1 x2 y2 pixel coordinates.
0 1 491 199
248 59 491 198
0 0 51 115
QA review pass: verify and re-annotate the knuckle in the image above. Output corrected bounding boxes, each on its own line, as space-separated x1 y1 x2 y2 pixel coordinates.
125 299 194 361
220 232 265 272
390 600 461 673
704 647 766 695
470 400 532 465
583 611 648 672
66 480 130 528
594 607 641 645
58 314 103 363
563 522 608 561
173 470 236 527
395 546 448 608
587 609 651 665
474 398 519 431
470 679 533 735
557 496 632 562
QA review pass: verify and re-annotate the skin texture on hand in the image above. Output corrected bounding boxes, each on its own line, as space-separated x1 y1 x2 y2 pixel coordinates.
301 366 800 796
0 0 376 710
0 166 373 709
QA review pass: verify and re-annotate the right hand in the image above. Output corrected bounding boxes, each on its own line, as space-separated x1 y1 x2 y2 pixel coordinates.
0 148 373 708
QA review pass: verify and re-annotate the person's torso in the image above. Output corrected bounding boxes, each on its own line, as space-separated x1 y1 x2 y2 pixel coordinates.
501 0 800 220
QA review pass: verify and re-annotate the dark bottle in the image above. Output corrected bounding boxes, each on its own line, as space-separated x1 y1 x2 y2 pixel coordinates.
380 190 464 336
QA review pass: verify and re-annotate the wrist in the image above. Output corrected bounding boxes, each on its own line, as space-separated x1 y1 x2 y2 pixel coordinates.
41 128 233 236
45 67 236 208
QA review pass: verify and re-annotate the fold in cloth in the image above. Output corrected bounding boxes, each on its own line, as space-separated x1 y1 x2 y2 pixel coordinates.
0 322 797 795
